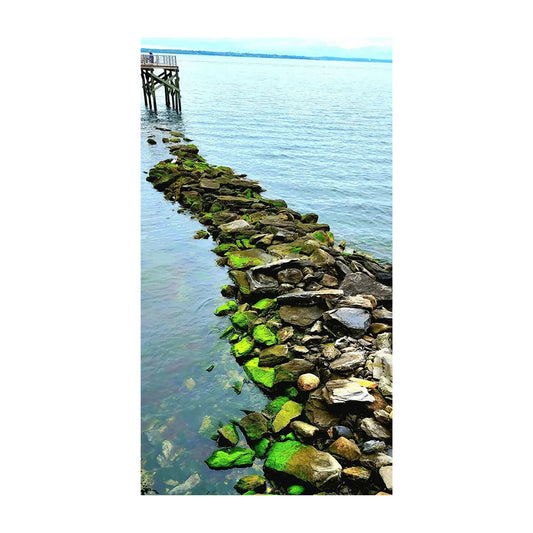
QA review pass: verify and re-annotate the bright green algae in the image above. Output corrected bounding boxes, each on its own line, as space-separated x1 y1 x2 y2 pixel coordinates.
252 324 277 345
230 311 256 329
231 336 254 359
264 440 306 472
214 300 238 316
271 400 303 433
205 447 255 469
243 358 275 389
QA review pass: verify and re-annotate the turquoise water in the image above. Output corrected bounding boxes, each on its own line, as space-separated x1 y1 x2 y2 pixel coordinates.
141 54 392 494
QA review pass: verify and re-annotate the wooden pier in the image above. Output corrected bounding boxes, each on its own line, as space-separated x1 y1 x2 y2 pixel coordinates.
141 53 182 112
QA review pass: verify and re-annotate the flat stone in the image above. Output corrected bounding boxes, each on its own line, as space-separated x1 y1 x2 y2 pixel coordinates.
234 474 267 494
258 344 291 366
323 307 372 338
360 440 387 454
360 418 392 440
274 358 315 384
370 323 392 335
322 379 375 404
343 466 372 482
217 423 239 446
339 273 392 304
329 351 366 374
247 272 279 295
379 465 393 491
272 400 303 433
375 332 392 351
359 452 393 471
372 349 393 380
276 289 343 307
219 219 253 233
280 305 323 327
372 308 393 323
337 294 377 310
305 388 342 429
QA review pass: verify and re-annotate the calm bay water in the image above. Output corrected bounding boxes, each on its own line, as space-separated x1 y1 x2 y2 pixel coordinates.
141 54 392 494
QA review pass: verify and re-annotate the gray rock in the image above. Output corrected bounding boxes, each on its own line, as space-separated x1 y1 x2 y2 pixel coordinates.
280 305 324 327
375 332 392 351
323 307 372 337
247 271 279 296
360 418 392 440
329 351 366 374
360 452 393 471
360 440 387 454
340 273 392 304
219 219 252 233
276 289 343 307
274 358 315 384
167 473 201 495
305 388 343 429
277 268 303 284
322 379 375 404
321 343 341 361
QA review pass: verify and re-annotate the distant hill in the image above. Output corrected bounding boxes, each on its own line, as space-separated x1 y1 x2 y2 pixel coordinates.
140 48 392 63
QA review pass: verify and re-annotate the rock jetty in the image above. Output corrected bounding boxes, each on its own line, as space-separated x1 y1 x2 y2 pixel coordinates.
145 134 393 495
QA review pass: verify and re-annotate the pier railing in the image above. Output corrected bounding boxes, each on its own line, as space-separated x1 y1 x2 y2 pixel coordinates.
141 53 177 68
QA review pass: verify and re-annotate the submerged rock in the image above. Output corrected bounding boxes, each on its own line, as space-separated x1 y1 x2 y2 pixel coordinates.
239 412 269 441
226 249 275 270
264 440 342 490
168 473 201 494
234 475 267 494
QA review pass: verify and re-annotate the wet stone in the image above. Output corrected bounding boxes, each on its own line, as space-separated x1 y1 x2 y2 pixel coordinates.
360 418 392 440
323 307 372 338
277 268 303 284
278 326 294 343
329 351 366 374
360 440 387 454
279 305 324 327
258 344 291 367
327 437 362 462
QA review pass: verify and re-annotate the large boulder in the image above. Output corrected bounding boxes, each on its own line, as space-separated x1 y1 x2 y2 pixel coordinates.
264 440 342 490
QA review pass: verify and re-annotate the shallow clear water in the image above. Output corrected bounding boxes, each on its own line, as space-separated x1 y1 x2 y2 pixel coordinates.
141 54 391 494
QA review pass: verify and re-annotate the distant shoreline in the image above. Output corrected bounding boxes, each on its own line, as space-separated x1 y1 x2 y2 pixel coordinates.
140 48 392 64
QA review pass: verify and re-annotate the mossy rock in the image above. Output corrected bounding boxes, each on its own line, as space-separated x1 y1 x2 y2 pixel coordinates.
252 324 277 346
228 270 251 294
263 396 290 417
280 432 297 442
243 358 275 389
214 300 238 316
220 325 234 339
231 310 257 330
205 447 255 469
252 298 277 312
153 175 178 191
234 475 267 494
226 249 275 270
231 336 255 360
239 412 269 441
212 243 239 256
217 423 239 446
271 400 303 433
253 437 271 458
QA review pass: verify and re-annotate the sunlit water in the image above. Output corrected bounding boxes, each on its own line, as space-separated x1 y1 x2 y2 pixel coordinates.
141 54 392 494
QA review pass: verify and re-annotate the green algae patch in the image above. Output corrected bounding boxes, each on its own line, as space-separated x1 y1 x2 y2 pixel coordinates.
205 447 255 469
263 396 290 417
214 300 238 316
239 412 268 441
252 298 276 312
252 324 277 346
264 440 306 472
231 336 255 360
220 325 234 339
287 484 305 495
253 437 271 459
213 243 239 256
243 358 275 389
272 400 303 433
312 230 327 242
226 249 274 270
230 311 256 330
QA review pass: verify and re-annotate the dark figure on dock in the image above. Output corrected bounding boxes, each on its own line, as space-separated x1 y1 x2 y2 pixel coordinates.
148 51 154 64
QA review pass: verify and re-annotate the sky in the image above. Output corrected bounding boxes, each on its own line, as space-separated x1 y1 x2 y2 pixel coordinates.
140 37 393 60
